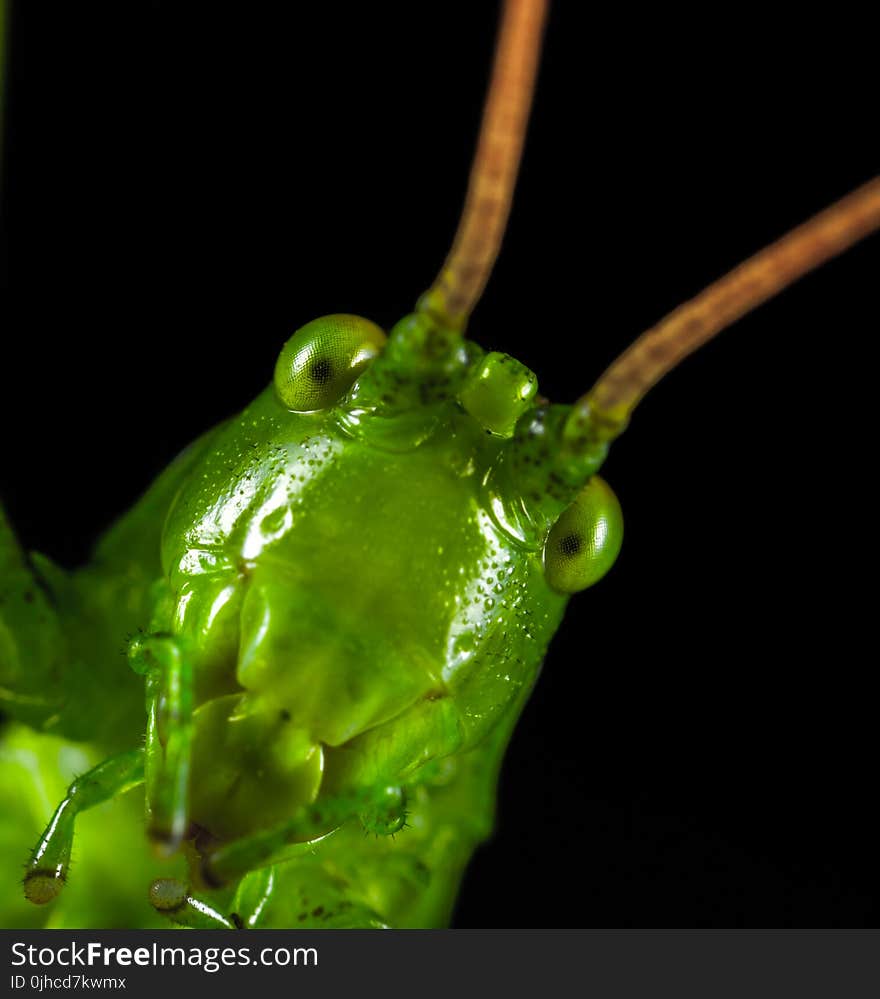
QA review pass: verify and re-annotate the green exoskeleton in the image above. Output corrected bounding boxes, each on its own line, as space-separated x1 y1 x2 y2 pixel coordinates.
1 0 879 929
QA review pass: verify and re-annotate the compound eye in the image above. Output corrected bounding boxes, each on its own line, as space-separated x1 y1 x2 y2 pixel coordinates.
544 476 623 594
274 314 386 412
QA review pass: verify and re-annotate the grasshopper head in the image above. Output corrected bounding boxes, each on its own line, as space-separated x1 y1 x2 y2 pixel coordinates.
159 312 622 845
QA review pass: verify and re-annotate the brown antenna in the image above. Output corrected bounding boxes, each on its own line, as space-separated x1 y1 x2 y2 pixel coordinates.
418 0 549 331
574 177 880 438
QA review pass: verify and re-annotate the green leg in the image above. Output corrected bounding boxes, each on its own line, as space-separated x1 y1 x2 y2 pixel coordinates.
149 866 277 929
128 634 193 853
148 878 238 928
24 750 145 905
230 866 277 928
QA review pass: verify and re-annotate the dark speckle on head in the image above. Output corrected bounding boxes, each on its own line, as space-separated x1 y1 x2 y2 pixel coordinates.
559 533 582 557
309 358 333 384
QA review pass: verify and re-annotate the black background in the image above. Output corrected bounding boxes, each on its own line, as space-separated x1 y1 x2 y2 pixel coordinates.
1 2 877 926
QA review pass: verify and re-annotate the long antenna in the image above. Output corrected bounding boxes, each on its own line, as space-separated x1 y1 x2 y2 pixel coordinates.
418 0 549 331
575 177 880 437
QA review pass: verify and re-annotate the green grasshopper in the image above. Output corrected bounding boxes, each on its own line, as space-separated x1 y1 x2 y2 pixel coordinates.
1 0 878 929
